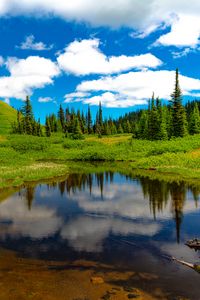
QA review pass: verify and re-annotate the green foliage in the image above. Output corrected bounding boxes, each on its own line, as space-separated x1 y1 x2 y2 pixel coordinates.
0 101 18 134
189 102 200 135
9 136 48 152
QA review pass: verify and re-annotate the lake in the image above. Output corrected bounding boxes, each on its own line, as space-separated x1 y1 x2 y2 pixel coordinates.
0 169 200 300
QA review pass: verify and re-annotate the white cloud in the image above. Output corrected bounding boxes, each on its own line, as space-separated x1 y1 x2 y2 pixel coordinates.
0 1 200 48
68 92 146 108
155 14 200 47
75 70 200 107
64 91 91 103
18 34 53 51
0 56 60 99
38 97 53 103
57 39 162 76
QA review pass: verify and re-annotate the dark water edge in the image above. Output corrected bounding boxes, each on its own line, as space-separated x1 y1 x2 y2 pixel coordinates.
0 165 200 299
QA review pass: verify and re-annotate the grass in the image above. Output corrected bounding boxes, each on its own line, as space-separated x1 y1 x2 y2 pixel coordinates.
0 133 200 189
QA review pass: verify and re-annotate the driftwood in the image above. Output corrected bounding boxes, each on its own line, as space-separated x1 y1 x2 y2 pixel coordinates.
185 239 200 250
172 257 200 274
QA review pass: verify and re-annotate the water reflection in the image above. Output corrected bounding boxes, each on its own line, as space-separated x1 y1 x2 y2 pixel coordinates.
0 172 199 249
0 171 200 299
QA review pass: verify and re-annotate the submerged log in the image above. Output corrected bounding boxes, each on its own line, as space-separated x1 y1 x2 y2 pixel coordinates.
185 238 200 250
172 257 200 274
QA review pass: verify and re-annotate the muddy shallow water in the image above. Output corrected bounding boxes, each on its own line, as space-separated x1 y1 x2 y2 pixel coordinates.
0 171 200 299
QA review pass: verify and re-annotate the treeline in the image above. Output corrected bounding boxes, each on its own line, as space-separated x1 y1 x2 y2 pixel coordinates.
12 69 200 140
116 69 200 140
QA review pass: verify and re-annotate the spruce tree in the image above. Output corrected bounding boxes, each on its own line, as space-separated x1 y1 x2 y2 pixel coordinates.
71 117 84 139
45 117 51 137
58 105 65 132
138 110 148 139
87 106 93 134
117 124 124 134
189 102 200 135
171 69 188 137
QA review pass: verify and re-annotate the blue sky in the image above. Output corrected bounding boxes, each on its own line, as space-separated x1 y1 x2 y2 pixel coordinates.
0 0 200 122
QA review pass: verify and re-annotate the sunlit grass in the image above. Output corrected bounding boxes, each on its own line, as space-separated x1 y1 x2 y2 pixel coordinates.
0 133 200 188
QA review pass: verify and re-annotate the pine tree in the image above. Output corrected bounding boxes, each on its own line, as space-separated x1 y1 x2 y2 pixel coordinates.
148 94 160 140
189 102 200 135
71 117 84 139
98 102 103 129
87 106 93 134
22 96 34 135
45 117 51 137
159 106 168 140
138 110 148 139
58 105 65 132
117 123 124 134
171 69 188 137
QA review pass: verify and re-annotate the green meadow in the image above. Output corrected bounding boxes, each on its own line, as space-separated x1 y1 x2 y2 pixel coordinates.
0 132 200 189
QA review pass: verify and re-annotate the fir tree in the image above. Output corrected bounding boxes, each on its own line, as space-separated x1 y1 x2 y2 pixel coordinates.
189 102 200 135
87 106 93 134
71 117 84 139
117 124 124 134
58 105 65 132
171 69 188 137
45 117 51 137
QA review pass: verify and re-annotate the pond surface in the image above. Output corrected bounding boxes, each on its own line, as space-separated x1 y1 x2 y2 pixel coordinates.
0 170 200 299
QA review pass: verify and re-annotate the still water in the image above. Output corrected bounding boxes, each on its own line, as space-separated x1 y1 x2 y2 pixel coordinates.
0 171 200 299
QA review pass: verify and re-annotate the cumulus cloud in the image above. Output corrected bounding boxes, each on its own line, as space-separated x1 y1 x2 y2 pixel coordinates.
0 56 60 99
18 34 54 51
64 91 91 103
72 70 200 107
155 14 200 47
80 92 147 108
57 39 162 76
0 1 200 48
38 97 53 103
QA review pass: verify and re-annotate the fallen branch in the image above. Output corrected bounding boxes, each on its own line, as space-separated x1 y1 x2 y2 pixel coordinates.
172 257 200 274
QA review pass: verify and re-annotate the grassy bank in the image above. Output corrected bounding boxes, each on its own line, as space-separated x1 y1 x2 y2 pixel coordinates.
0 133 200 188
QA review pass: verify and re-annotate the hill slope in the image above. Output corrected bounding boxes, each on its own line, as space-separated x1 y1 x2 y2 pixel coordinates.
0 101 17 134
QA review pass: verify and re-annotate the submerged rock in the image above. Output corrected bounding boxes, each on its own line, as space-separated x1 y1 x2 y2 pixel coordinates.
90 276 104 284
185 238 200 250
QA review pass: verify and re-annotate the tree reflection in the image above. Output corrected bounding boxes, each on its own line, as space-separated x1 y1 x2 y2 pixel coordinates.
56 173 199 243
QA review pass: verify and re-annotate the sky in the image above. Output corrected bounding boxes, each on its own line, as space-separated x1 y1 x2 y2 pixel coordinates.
0 0 200 121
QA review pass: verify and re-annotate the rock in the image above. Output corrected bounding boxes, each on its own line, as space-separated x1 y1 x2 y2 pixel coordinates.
123 286 137 293
90 276 104 284
127 294 139 299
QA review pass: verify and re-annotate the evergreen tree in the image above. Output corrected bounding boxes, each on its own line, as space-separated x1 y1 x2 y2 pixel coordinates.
189 102 200 135
87 106 93 134
148 94 160 140
98 102 103 129
45 117 51 137
22 96 34 135
159 108 168 140
71 117 84 139
138 110 148 139
171 69 188 137
58 105 65 132
117 123 124 134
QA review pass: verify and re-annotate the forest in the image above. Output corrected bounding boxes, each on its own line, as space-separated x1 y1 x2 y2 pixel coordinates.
12 69 200 140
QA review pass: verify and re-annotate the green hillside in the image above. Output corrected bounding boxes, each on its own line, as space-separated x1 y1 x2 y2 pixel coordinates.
0 101 17 134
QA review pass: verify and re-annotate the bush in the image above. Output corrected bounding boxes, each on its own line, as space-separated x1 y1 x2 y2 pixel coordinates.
10 136 48 152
